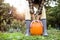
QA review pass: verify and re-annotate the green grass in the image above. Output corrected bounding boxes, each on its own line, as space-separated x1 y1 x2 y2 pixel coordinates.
0 28 60 40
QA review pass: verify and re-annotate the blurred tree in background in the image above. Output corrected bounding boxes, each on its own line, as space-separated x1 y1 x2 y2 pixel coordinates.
46 0 60 29
0 0 26 33
0 0 12 32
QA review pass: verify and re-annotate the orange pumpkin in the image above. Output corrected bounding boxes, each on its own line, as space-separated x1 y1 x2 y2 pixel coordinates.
30 20 43 35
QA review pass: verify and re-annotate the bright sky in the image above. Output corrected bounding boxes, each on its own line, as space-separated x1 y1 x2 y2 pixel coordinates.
4 0 29 13
4 0 28 7
50 1 57 7
4 0 57 7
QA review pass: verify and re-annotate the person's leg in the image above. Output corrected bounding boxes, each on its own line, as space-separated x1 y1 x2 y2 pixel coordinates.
25 11 31 36
41 19 48 36
25 20 31 36
25 0 33 36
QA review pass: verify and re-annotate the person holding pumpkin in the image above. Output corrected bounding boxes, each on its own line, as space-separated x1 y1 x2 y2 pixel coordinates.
5 0 48 36
25 0 48 36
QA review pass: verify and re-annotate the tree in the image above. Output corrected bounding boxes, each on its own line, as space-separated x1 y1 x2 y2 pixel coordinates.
46 0 60 29
0 0 12 31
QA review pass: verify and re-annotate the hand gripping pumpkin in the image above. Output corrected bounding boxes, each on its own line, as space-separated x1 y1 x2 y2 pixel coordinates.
30 20 43 35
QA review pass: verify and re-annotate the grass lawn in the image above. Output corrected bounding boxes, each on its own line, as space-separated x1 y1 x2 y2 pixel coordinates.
0 28 60 40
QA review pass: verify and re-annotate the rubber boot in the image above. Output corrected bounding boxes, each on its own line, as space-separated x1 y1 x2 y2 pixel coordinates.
25 20 31 36
41 19 48 36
